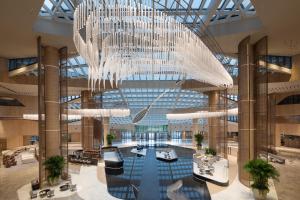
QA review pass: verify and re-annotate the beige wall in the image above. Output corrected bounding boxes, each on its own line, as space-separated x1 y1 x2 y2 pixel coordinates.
276 124 300 136
276 104 300 116
69 123 81 142
228 121 238 132
275 123 300 146
0 95 38 117
0 120 38 149
70 132 81 142
0 85 38 149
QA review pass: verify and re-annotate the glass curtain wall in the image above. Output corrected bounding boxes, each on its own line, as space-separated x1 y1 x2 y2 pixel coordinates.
135 125 168 141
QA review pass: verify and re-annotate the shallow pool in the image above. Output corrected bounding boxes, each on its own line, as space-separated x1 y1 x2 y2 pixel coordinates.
105 145 211 200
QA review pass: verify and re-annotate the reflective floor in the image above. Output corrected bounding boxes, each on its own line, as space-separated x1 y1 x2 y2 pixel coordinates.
106 145 211 200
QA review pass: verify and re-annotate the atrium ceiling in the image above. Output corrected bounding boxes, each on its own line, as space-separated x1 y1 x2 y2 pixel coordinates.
1 0 300 58
0 0 298 126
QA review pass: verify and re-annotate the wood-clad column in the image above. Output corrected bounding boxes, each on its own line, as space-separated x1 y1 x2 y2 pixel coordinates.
44 46 60 157
182 131 186 141
290 54 300 81
238 37 255 187
192 118 200 145
81 90 95 149
208 91 219 151
0 58 8 82
93 119 101 148
102 117 110 146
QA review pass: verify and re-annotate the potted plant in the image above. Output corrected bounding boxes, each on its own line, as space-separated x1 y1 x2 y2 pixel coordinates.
244 159 279 200
205 148 217 156
44 156 65 186
194 133 204 150
107 133 116 146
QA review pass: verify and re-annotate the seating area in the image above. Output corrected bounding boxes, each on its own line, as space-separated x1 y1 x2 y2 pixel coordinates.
102 147 124 169
259 152 286 164
1 145 37 168
193 153 229 186
29 181 77 199
156 148 178 162
131 145 147 156
68 150 98 165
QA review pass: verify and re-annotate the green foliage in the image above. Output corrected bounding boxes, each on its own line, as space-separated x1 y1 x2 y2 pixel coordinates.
194 133 204 146
44 156 65 182
244 159 279 192
107 133 116 145
205 148 217 156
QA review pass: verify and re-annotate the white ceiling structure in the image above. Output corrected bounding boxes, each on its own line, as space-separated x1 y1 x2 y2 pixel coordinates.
1 0 299 126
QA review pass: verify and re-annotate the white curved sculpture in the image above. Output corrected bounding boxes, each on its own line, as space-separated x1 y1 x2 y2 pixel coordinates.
73 0 233 90
166 180 188 200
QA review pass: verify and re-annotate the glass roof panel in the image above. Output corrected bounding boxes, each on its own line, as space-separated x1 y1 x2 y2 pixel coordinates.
44 0 54 10
61 2 69 11
242 0 251 8
203 0 212 9
225 0 235 10
218 0 226 9
192 0 202 9
167 0 174 8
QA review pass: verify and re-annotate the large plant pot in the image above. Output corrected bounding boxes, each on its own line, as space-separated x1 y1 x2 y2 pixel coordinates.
197 145 202 150
48 177 60 186
252 188 268 200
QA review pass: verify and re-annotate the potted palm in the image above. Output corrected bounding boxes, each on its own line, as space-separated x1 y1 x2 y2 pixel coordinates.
244 159 279 200
44 156 65 186
107 133 116 146
194 133 204 150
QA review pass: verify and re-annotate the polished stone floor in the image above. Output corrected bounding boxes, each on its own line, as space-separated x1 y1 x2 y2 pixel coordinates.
273 152 300 200
2 142 298 200
0 157 38 200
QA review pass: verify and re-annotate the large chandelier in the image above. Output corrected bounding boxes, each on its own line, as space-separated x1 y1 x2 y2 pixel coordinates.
73 0 233 90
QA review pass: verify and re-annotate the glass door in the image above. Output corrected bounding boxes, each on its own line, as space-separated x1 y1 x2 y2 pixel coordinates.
148 132 155 140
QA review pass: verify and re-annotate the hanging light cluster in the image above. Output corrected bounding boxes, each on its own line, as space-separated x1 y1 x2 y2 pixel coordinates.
73 0 233 90
24 109 130 120
166 108 238 120
23 114 81 121
68 108 130 117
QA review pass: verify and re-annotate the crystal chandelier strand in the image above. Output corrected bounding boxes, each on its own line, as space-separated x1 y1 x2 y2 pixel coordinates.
73 0 233 91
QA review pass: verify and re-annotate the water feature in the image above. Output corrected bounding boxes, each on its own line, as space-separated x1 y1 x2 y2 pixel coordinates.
105 145 211 200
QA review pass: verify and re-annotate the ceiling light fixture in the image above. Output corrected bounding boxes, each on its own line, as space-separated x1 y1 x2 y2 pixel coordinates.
73 0 233 91
166 108 238 120
68 108 130 117
23 114 81 121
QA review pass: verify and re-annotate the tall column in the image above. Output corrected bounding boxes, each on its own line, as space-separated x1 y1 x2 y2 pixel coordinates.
290 54 300 81
102 117 110 146
208 91 220 151
93 119 101 148
192 118 200 145
0 58 8 82
182 131 186 141
238 37 255 186
81 90 95 149
44 46 60 157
